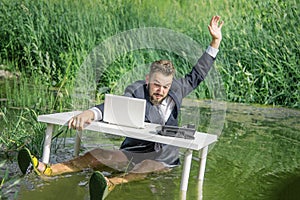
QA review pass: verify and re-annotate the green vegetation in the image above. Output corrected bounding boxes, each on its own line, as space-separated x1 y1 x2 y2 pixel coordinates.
0 0 299 154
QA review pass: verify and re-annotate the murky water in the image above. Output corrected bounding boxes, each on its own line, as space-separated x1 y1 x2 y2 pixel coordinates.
1 101 299 200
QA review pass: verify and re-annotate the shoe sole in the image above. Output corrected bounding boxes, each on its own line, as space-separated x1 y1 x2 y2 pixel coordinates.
17 148 32 174
17 148 41 175
89 171 109 200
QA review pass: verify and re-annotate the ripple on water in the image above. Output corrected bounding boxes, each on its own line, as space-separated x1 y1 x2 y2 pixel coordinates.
1 101 300 200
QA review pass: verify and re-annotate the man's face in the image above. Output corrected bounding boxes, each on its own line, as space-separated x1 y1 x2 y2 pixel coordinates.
147 72 173 105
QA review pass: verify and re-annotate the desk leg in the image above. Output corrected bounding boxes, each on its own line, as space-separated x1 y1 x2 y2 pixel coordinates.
180 149 193 200
197 146 208 200
42 124 54 164
74 130 82 157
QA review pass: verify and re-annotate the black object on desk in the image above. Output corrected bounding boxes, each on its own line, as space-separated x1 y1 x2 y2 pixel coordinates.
157 124 196 139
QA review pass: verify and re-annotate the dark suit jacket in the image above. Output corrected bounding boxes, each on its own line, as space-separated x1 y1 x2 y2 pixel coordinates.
96 52 215 166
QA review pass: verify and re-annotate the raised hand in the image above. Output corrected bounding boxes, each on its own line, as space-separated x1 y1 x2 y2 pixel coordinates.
208 16 224 49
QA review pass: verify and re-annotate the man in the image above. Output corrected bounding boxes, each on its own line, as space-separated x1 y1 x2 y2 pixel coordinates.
18 16 223 199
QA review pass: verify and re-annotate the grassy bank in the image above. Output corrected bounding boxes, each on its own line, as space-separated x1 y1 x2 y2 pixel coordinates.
0 0 299 153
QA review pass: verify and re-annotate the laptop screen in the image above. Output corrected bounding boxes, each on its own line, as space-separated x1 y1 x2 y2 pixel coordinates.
103 94 146 129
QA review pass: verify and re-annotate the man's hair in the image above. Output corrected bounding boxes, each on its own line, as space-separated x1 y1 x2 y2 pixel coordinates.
150 60 175 77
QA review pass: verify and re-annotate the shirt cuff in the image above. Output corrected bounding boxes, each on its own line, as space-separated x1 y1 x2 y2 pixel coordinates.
206 46 219 58
89 107 103 121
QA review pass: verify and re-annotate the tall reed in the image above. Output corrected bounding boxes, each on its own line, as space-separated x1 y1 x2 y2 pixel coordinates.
0 0 298 108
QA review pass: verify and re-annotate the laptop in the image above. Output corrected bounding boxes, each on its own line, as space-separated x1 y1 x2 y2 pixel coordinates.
103 94 146 128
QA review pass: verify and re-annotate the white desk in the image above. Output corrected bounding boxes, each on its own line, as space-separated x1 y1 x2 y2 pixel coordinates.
37 111 217 200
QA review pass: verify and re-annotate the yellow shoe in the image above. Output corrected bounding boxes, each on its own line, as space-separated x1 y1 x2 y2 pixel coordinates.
42 164 52 176
17 148 52 176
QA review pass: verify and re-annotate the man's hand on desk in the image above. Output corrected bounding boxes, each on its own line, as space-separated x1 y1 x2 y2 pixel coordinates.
68 110 95 131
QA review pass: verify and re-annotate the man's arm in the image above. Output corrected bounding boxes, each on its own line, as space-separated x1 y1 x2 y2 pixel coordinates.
171 16 224 97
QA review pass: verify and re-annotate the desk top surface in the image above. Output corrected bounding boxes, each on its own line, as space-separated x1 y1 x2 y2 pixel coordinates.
38 111 217 150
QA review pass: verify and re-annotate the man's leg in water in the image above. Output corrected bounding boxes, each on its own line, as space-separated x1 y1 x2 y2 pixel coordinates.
37 148 129 176
108 159 170 186
89 159 170 199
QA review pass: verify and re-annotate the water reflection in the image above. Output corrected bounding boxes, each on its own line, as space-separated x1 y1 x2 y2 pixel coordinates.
203 102 300 200
274 174 300 200
19 172 89 200
2 101 300 200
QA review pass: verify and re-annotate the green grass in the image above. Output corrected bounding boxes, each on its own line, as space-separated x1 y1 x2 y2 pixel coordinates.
0 107 45 155
0 0 298 107
219 0 299 107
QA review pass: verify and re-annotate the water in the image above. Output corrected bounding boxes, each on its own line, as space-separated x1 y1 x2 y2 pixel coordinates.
1 101 299 200
204 104 300 200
